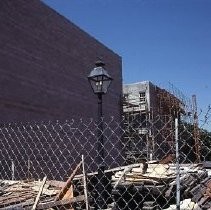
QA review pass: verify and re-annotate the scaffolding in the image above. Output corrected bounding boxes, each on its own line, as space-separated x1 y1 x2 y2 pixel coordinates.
123 81 191 162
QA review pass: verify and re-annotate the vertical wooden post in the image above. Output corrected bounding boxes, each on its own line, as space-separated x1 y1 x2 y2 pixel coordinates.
82 155 89 210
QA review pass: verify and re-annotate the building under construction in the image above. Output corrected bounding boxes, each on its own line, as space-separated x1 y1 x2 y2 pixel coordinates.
123 81 186 163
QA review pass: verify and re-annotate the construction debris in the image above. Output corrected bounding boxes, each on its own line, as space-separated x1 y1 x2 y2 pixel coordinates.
32 176 47 210
0 179 59 209
0 162 211 209
54 161 82 201
111 162 209 209
0 178 86 210
0 158 88 210
191 176 211 209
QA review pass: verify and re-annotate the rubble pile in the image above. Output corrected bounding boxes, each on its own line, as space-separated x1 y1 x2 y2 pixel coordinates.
0 179 85 210
0 160 87 210
111 162 209 209
0 161 211 209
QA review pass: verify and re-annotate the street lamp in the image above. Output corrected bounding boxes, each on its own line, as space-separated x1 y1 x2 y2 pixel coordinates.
88 60 113 95
88 60 113 209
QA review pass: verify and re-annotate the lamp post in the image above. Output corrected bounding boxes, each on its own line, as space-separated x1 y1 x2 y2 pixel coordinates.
88 60 113 209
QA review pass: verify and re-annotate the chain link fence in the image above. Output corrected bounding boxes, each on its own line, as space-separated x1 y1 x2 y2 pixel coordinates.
0 114 210 209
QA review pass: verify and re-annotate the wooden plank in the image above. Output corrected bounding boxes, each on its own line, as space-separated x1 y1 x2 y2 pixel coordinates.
32 176 47 210
113 166 133 189
74 163 142 180
1 199 34 210
0 193 36 208
32 186 59 196
24 195 85 210
204 180 211 198
46 180 65 188
55 161 82 201
82 155 89 210
0 192 35 203
62 185 73 200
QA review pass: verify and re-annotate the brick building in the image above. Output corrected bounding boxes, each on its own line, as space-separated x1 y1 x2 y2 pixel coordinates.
0 0 122 122
0 0 122 179
123 81 184 162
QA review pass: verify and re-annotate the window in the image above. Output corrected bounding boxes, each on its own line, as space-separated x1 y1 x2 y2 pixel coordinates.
123 93 129 101
139 91 146 103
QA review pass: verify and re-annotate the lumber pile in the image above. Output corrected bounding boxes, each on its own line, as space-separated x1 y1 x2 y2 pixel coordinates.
0 179 60 209
1 160 210 209
0 159 89 210
190 176 211 209
0 179 86 209
111 162 208 209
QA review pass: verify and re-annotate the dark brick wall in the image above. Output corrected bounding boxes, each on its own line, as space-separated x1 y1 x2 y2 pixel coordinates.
0 0 123 177
0 0 122 123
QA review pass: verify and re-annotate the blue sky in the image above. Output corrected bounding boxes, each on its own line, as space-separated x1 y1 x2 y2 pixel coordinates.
42 0 211 119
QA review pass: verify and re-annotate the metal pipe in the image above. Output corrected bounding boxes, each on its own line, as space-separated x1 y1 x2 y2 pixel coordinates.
11 160 15 180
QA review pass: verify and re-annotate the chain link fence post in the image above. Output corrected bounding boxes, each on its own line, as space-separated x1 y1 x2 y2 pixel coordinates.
175 118 180 210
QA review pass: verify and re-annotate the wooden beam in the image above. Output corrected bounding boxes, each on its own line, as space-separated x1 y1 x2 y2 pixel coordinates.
82 155 89 210
55 161 82 201
74 163 142 180
32 176 47 210
113 166 133 189
24 195 85 210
